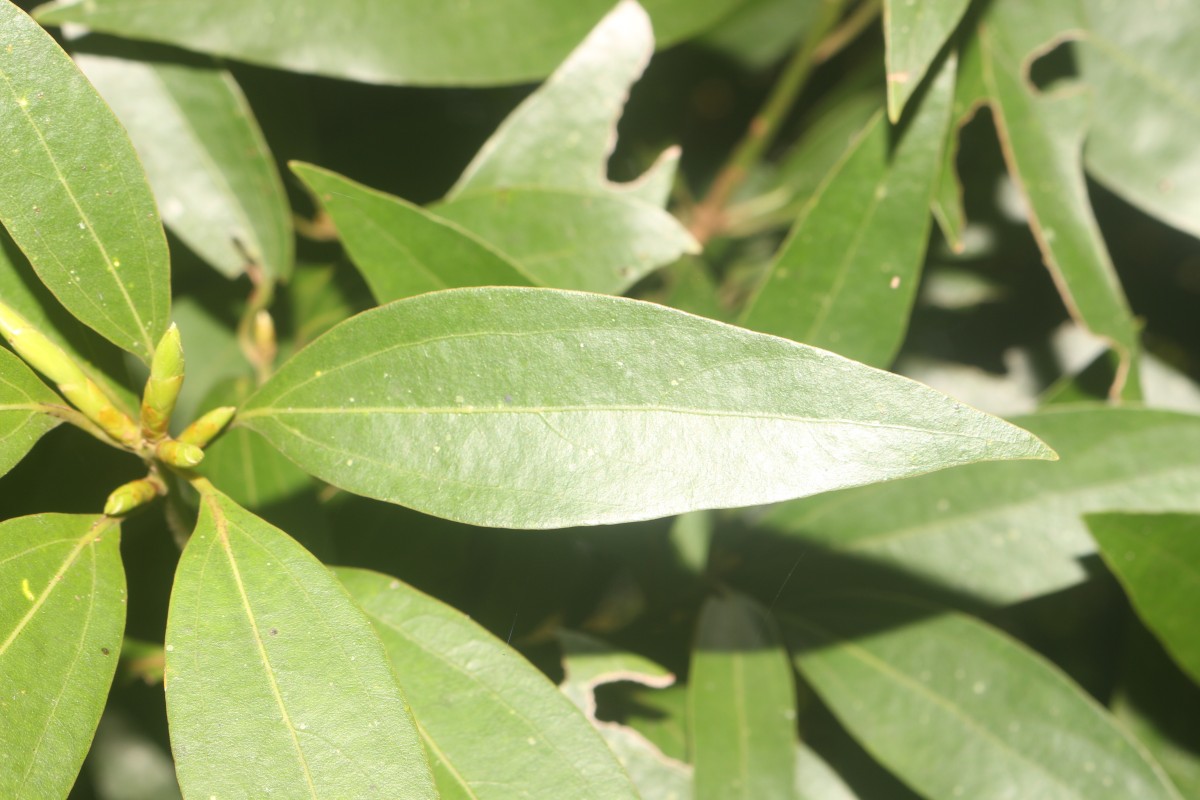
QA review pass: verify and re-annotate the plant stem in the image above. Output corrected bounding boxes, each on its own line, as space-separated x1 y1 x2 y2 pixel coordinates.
812 0 882 65
688 0 849 245
37 402 127 449
236 265 276 385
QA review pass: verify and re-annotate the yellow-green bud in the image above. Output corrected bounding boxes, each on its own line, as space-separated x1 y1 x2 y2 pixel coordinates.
254 309 277 366
0 300 140 447
104 478 160 516
156 438 205 468
141 324 184 440
178 406 236 448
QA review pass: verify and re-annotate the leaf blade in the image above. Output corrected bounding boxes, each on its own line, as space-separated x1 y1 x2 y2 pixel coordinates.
0 347 62 477
884 0 972 121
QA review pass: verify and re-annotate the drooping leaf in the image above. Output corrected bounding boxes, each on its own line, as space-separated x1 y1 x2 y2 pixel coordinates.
291 162 532 303
337 568 642 800
1087 512 1200 686
164 490 436 799
73 45 293 281
690 593 798 800
558 629 692 800
756 407 1200 604
884 0 972 121
0 1 169 362
238 286 1053 529
741 52 955 367
434 0 697 294
34 0 746 86
0 514 125 799
0 347 62 477
1077 0 1200 241
785 593 1183 800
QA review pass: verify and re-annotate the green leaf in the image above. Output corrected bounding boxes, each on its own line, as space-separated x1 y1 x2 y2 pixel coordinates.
1077 0 1200 240
972 0 1140 398
238 286 1053 529
34 0 745 86
73 45 293 281
0 514 125 799
0 347 62 477
884 0 972 121
784 593 1182 800
690 593 798 800
337 568 642 800
0 1 169 363
164 490 436 799
1087 512 1200 686
557 629 692 800
697 0 824 71
757 407 1200 604
435 0 697 294
291 162 532 304
796 742 862 800
740 52 955 367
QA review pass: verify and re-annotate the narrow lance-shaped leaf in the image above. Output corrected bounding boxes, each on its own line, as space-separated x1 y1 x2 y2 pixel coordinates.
784 593 1183 800
0 0 169 362
291 162 532 304
741 52 956 368
690 594 799 800
757 407 1200 604
73 45 293 281
164 489 436 799
433 0 697 294
1087 512 1200 686
338 568 643 800
239 287 1054 530
884 0 972 121
0 347 62 477
34 0 745 86
0 514 125 799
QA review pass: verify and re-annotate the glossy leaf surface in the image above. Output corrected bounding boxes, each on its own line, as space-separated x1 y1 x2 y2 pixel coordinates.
758 407 1200 603
436 0 696 294
690 594 798 800
164 490 435 799
339 568 641 800
1087 512 1200 685
0 514 125 799
883 0 971 121
741 53 955 367
35 0 744 86
785 593 1182 800
0 1 168 362
239 287 1053 529
292 162 531 303
0 347 62 477
74 48 292 281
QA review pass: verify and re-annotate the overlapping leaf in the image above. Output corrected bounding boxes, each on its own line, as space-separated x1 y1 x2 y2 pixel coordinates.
0 514 125 799
73 46 292 281
0 347 62 477
340 569 642 800
238 287 1052 529
0 1 168 362
884 0 972 121
164 490 436 799
785 593 1182 800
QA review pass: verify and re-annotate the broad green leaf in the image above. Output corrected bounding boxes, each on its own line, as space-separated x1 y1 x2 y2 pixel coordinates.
0 514 125 799
740 53 955 367
757 407 1200 604
164 490 435 799
0 347 62 477
1087 513 1200 686
690 593 798 800
337 568 642 800
558 629 692 800
291 162 532 303
238 286 1053 529
1077 0 1200 240
973 0 1140 398
73 46 293 281
436 0 697 294
34 0 745 86
884 0 972 121
784 593 1182 800
0 1 168 362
